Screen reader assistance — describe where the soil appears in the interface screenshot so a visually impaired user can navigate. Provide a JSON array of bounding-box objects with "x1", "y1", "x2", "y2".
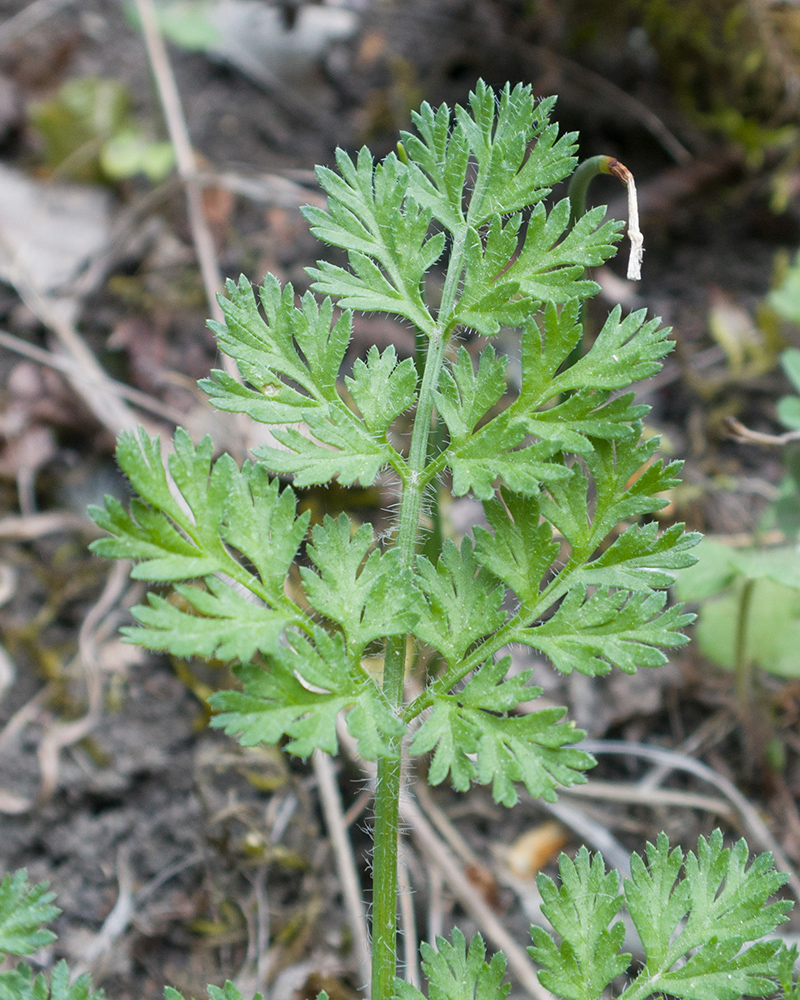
[{"x1": 1, "y1": 2, "x2": 800, "y2": 1000}]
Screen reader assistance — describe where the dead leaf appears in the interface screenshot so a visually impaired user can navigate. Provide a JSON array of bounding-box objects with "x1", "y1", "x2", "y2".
[{"x1": 505, "y1": 821, "x2": 570, "y2": 879}]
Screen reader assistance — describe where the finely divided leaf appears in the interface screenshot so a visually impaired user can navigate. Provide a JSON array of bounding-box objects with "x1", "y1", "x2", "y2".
[
  {"x1": 519, "y1": 301, "x2": 585, "y2": 406},
  {"x1": 454, "y1": 217, "x2": 536, "y2": 336},
  {"x1": 445, "y1": 414, "x2": 571, "y2": 500},
  {"x1": 400, "y1": 99, "x2": 470, "y2": 234},
  {"x1": 458, "y1": 83, "x2": 576, "y2": 225},
  {"x1": 0, "y1": 962, "x2": 104, "y2": 1000},
  {"x1": 165, "y1": 983, "x2": 264, "y2": 1000},
  {"x1": 623, "y1": 833, "x2": 689, "y2": 972},
  {"x1": 403, "y1": 84, "x2": 575, "y2": 235},
  {"x1": 345, "y1": 344, "x2": 417, "y2": 435},
  {"x1": 530, "y1": 847, "x2": 630, "y2": 1000},
  {"x1": 516, "y1": 587, "x2": 693, "y2": 675},
  {"x1": 301, "y1": 515, "x2": 421, "y2": 654},
  {"x1": 651, "y1": 941, "x2": 783, "y2": 1000},
  {"x1": 520, "y1": 391, "x2": 647, "y2": 453},
  {"x1": 410, "y1": 657, "x2": 592, "y2": 806},
  {"x1": 304, "y1": 148, "x2": 440, "y2": 329},
  {"x1": 618, "y1": 831, "x2": 791, "y2": 1000},
  {"x1": 503, "y1": 201, "x2": 621, "y2": 303},
  {"x1": 578, "y1": 522, "x2": 701, "y2": 591},
  {"x1": 473, "y1": 491, "x2": 561, "y2": 607},
  {"x1": 253, "y1": 406, "x2": 396, "y2": 487},
  {"x1": 125, "y1": 579, "x2": 291, "y2": 662},
  {"x1": 210, "y1": 627, "x2": 403, "y2": 760},
  {"x1": 219, "y1": 462, "x2": 309, "y2": 595},
  {"x1": 552, "y1": 307, "x2": 673, "y2": 397},
  {"x1": 204, "y1": 274, "x2": 351, "y2": 422},
  {"x1": 775, "y1": 943, "x2": 800, "y2": 1000},
  {"x1": 586, "y1": 436, "x2": 685, "y2": 541},
  {"x1": 540, "y1": 435, "x2": 684, "y2": 560},
  {"x1": 436, "y1": 346, "x2": 508, "y2": 443},
  {"x1": 0, "y1": 872, "x2": 59, "y2": 957},
  {"x1": 89, "y1": 429, "x2": 311, "y2": 660},
  {"x1": 414, "y1": 537, "x2": 507, "y2": 665},
  {"x1": 91, "y1": 429, "x2": 307, "y2": 595},
  {"x1": 393, "y1": 929, "x2": 510, "y2": 1000}
]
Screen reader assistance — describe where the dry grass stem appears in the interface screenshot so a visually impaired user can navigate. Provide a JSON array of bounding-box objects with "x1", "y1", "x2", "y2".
[
  {"x1": 312, "y1": 749, "x2": 372, "y2": 985},
  {"x1": 133, "y1": 0, "x2": 226, "y2": 330},
  {"x1": 560, "y1": 779, "x2": 735, "y2": 819},
  {"x1": 399, "y1": 791, "x2": 555, "y2": 1000},
  {"x1": 582, "y1": 739, "x2": 800, "y2": 904},
  {"x1": 0, "y1": 328, "x2": 185, "y2": 424}
]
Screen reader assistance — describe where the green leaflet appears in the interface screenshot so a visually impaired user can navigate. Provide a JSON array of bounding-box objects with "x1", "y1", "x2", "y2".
[
  {"x1": 409, "y1": 656, "x2": 592, "y2": 806},
  {"x1": 516, "y1": 587, "x2": 694, "y2": 676},
  {"x1": 0, "y1": 872, "x2": 58, "y2": 958},
  {"x1": 435, "y1": 346, "x2": 508, "y2": 443},
  {"x1": 88, "y1": 429, "x2": 312, "y2": 663},
  {"x1": 551, "y1": 307, "x2": 673, "y2": 396},
  {"x1": 165, "y1": 984, "x2": 264, "y2": 1000},
  {"x1": 532, "y1": 833, "x2": 792, "y2": 1000},
  {"x1": 301, "y1": 515, "x2": 422, "y2": 654},
  {"x1": 90, "y1": 429, "x2": 305, "y2": 592},
  {"x1": 518, "y1": 300, "x2": 585, "y2": 403},
  {"x1": 457, "y1": 84, "x2": 574, "y2": 225},
  {"x1": 500, "y1": 201, "x2": 621, "y2": 304},
  {"x1": 577, "y1": 522, "x2": 701, "y2": 591},
  {"x1": 531, "y1": 847, "x2": 630, "y2": 1000},
  {"x1": 304, "y1": 147, "x2": 440, "y2": 330},
  {"x1": 518, "y1": 303, "x2": 672, "y2": 410},
  {"x1": 402, "y1": 85, "x2": 572, "y2": 230},
  {"x1": 253, "y1": 406, "x2": 397, "y2": 488},
  {"x1": 454, "y1": 216, "x2": 537, "y2": 336},
  {"x1": 539, "y1": 435, "x2": 685, "y2": 562},
  {"x1": 209, "y1": 627, "x2": 403, "y2": 760},
  {"x1": 519, "y1": 391, "x2": 647, "y2": 453},
  {"x1": 392, "y1": 929, "x2": 510, "y2": 1000},
  {"x1": 445, "y1": 414, "x2": 571, "y2": 499},
  {"x1": 775, "y1": 944, "x2": 800, "y2": 1000},
  {"x1": 0, "y1": 963, "x2": 103, "y2": 1000},
  {"x1": 124, "y1": 578, "x2": 293, "y2": 662},
  {"x1": 619, "y1": 831, "x2": 790, "y2": 1000},
  {"x1": 345, "y1": 344, "x2": 418, "y2": 435},
  {"x1": 203, "y1": 274, "x2": 351, "y2": 420},
  {"x1": 414, "y1": 537, "x2": 507, "y2": 665},
  {"x1": 473, "y1": 491, "x2": 560, "y2": 607}
]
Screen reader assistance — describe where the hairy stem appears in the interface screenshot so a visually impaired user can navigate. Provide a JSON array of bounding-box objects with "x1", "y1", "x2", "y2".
[
  {"x1": 371, "y1": 326, "x2": 447, "y2": 1000},
  {"x1": 370, "y1": 236, "x2": 466, "y2": 1000},
  {"x1": 370, "y1": 748, "x2": 403, "y2": 1000}
]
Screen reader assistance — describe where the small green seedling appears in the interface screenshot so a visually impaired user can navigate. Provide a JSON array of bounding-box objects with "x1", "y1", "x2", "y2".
[
  {"x1": 3, "y1": 83, "x2": 795, "y2": 1000},
  {"x1": 677, "y1": 255, "x2": 800, "y2": 746},
  {"x1": 30, "y1": 77, "x2": 175, "y2": 183},
  {"x1": 676, "y1": 538, "x2": 800, "y2": 680}
]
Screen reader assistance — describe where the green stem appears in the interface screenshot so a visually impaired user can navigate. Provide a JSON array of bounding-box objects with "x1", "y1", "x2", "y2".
[
  {"x1": 734, "y1": 577, "x2": 755, "y2": 705},
  {"x1": 735, "y1": 576, "x2": 758, "y2": 776},
  {"x1": 370, "y1": 236, "x2": 465, "y2": 1000},
  {"x1": 370, "y1": 748, "x2": 403, "y2": 1000},
  {"x1": 563, "y1": 155, "x2": 614, "y2": 376},
  {"x1": 567, "y1": 154, "x2": 613, "y2": 227}
]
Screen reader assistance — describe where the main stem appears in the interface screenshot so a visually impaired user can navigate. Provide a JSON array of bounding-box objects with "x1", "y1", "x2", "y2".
[{"x1": 370, "y1": 235, "x2": 464, "y2": 1000}]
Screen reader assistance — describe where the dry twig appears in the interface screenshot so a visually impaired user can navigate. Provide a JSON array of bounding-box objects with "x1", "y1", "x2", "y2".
[
  {"x1": 0, "y1": 561, "x2": 132, "y2": 813},
  {"x1": 726, "y1": 414, "x2": 800, "y2": 447},
  {"x1": 581, "y1": 739, "x2": 800, "y2": 904},
  {"x1": 133, "y1": 0, "x2": 226, "y2": 329},
  {"x1": 312, "y1": 749, "x2": 372, "y2": 985}
]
